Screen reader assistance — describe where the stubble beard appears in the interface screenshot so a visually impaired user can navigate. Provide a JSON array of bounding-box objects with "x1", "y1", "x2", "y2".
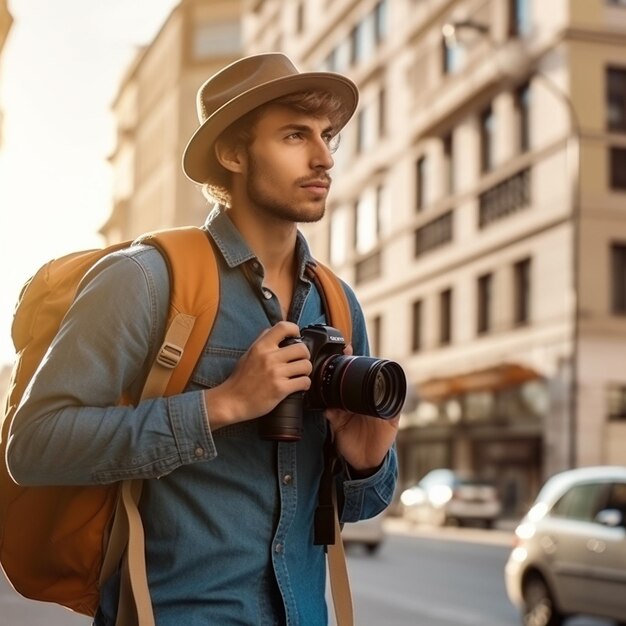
[{"x1": 246, "y1": 154, "x2": 327, "y2": 224}]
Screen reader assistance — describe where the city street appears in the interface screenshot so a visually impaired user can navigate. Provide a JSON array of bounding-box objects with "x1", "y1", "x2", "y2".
[
  {"x1": 340, "y1": 520, "x2": 615, "y2": 626},
  {"x1": 0, "y1": 522, "x2": 618, "y2": 625}
]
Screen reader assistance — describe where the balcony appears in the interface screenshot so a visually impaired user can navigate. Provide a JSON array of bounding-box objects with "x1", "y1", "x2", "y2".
[{"x1": 478, "y1": 168, "x2": 530, "y2": 229}]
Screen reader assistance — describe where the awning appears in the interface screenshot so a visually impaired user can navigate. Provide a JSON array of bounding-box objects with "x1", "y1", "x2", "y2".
[{"x1": 417, "y1": 363, "x2": 541, "y2": 401}]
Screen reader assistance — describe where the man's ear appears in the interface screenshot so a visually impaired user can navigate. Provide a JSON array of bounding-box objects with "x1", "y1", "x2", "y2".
[{"x1": 214, "y1": 139, "x2": 245, "y2": 175}]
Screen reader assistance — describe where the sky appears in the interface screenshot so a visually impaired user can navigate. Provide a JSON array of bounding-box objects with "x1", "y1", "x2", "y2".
[{"x1": 0, "y1": 0, "x2": 180, "y2": 365}]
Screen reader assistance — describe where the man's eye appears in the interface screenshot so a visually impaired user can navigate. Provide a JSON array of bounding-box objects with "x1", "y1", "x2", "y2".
[
  {"x1": 327, "y1": 134, "x2": 341, "y2": 154},
  {"x1": 287, "y1": 132, "x2": 303, "y2": 140}
]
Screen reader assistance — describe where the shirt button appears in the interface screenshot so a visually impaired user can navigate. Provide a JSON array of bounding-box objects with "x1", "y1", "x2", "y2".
[
  {"x1": 282, "y1": 474, "x2": 293, "y2": 485},
  {"x1": 274, "y1": 543, "x2": 284, "y2": 554},
  {"x1": 194, "y1": 447, "x2": 205, "y2": 458},
  {"x1": 262, "y1": 288, "x2": 273, "y2": 300}
]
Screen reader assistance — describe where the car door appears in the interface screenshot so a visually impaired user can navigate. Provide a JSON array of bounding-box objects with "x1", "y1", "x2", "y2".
[
  {"x1": 547, "y1": 480, "x2": 626, "y2": 620},
  {"x1": 578, "y1": 480, "x2": 626, "y2": 620},
  {"x1": 544, "y1": 481, "x2": 609, "y2": 613}
]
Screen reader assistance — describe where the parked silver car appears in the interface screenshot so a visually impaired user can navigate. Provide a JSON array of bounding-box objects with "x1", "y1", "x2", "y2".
[
  {"x1": 399, "y1": 469, "x2": 501, "y2": 528},
  {"x1": 505, "y1": 465, "x2": 626, "y2": 626},
  {"x1": 341, "y1": 510, "x2": 386, "y2": 554}
]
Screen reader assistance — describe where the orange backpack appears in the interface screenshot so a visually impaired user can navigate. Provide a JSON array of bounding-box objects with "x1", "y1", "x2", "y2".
[{"x1": 0, "y1": 226, "x2": 352, "y2": 623}]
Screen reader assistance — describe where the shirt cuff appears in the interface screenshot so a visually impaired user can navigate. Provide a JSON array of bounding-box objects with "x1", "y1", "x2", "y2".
[
  {"x1": 168, "y1": 390, "x2": 217, "y2": 465},
  {"x1": 340, "y1": 449, "x2": 397, "y2": 523}
]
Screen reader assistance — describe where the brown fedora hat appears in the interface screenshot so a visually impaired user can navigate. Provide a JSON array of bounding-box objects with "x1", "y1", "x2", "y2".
[{"x1": 182, "y1": 52, "x2": 359, "y2": 185}]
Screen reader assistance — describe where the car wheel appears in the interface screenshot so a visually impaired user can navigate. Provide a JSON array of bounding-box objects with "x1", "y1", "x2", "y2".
[
  {"x1": 365, "y1": 542, "x2": 380, "y2": 555},
  {"x1": 522, "y1": 574, "x2": 563, "y2": 626}
]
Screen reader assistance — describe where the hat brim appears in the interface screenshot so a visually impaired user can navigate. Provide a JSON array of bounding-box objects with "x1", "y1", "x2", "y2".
[{"x1": 182, "y1": 72, "x2": 358, "y2": 185}]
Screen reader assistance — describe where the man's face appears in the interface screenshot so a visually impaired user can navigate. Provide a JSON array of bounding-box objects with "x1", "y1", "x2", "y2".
[{"x1": 242, "y1": 104, "x2": 336, "y2": 224}]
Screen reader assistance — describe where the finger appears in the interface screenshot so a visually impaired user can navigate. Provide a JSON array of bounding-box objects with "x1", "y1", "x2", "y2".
[
  {"x1": 284, "y1": 376, "x2": 312, "y2": 395},
  {"x1": 280, "y1": 359, "x2": 313, "y2": 379},
  {"x1": 343, "y1": 343, "x2": 354, "y2": 356},
  {"x1": 266, "y1": 320, "x2": 301, "y2": 344},
  {"x1": 279, "y1": 341, "x2": 310, "y2": 362}
]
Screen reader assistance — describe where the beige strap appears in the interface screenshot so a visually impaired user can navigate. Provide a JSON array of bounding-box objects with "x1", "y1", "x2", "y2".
[
  {"x1": 141, "y1": 313, "x2": 196, "y2": 400},
  {"x1": 105, "y1": 312, "x2": 200, "y2": 626},
  {"x1": 116, "y1": 480, "x2": 153, "y2": 626},
  {"x1": 327, "y1": 484, "x2": 354, "y2": 626}
]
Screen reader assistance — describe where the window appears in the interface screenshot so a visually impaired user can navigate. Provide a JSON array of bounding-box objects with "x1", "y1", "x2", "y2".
[
  {"x1": 329, "y1": 206, "x2": 349, "y2": 266},
  {"x1": 296, "y1": 1, "x2": 305, "y2": 34},
  {"x1": 477, "y1": 273, "x2": 493, "y2": 335},
  {"x1": 442, "y1": 132, "x2": 454, "y2": 195},
  {"x1": 610, "y1": 147, "x2": 626, "y2": 189},
  {"x1": 416, "y1": 155, "x2": 429, "y2": 211},
  {"x1": 333, "y1": 39, "x2": 352, "y2": 74},
  {"x1": 515, "y1": 82, "x2": 531, "y2": 152},
  {"x1": 356, "y1": 103, "x2": 376, "y2": 154},
  {"x1": 439, "y1": 288, "x2": 453, "y2": 346},
  {"x1": 551, "y1": 483, "x2": 607, "y2": 521},
  {"x1": 611, "y1": 243, "x2": 626, "y2": 314},
  {"x1": 480, "y1": 106, "x2": 495, "y2": 172},
  {"x1": 351, "y1": 12, "x2": 377, "y2": 65},
  {"x1": 605, "y1": 482, "x2": 626, "y2": 518},
  {"x1": 607, "y1": 384, "x2": 626, "y2": 420},
  {"x1": 411, "y1": 299, "x2": 422, "y2": 352},
  {"x1": 513, "y1": 258, "x2": 531, "y2": 325},
  {"x1": 369, "y1": 315, "x2": 382, "y2": 355},
  {"x1": 378, "y1": 87, "x2": 387, "y2": 137},
  {"x1": 355, "y1": 192, "x2": 376, "y2": 254},
  {"x1": 374, "y1": 0, "x2": 388, "y2": 44},
  {"x1": 509, "y1": 0, "x2": 531, "y2": 37},
  {"x1": 193, "y1": 20, "x2": 241, "y2": 58},
  {"x1": 355, "y1": 184, "x2": 389, "y2": 255},
  {"x1": 442, "y1": 38, "x2": 464, "y2": 75},
  {"x1": 607, "y1": 67, "x2": 626, "y2": 132}
]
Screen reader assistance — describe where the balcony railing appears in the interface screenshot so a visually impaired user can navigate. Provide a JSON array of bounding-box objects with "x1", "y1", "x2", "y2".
[
  {"x1": 479, "y1": 168, "x2": 530, "y2": 228},
  {"x1": 414, "y1": 211, "x2": 453, "y2": 257}
]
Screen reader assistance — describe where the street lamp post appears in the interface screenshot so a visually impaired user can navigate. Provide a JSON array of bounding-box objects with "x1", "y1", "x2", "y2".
[{"x1": 442, "y1": 20, "x2": 581, "y2": 470}]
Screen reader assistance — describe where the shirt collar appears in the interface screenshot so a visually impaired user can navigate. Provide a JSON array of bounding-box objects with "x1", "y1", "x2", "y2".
[{"x1": 205, "y1": 205, "x2": 315, "y2": 280}]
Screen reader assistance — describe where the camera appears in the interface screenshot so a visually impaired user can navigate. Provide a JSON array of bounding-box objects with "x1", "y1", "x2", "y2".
[{"x1": 259, "y1": 324, "x2": 407, "y2": 442}]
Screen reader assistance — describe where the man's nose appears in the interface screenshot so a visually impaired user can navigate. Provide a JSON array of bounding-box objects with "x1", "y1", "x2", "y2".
[{"x1": 310, "y1": 138, "x2": 334, "y2": 170}]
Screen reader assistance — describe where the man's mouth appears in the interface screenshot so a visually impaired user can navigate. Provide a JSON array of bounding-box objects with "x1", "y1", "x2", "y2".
[{"x1": 301, "y1": 179, "x2": 331, "y2": 193}]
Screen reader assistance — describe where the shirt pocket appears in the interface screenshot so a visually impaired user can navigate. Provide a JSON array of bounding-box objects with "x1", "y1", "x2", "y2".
[{"x1": 187, "y1": 346, "x2": 242, "y2": 391}]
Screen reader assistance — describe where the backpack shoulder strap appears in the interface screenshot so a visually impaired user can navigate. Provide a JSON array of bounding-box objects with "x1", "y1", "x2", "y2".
[
  {"x1": 307, "y1": 260, "x2": 352, "y2": 344},
  {"x1": 134, "y1": 226, "x2": 220, "y2": 398},
  {"x1": 102, "y1": 226, "x2": 220, "y2": 626}
]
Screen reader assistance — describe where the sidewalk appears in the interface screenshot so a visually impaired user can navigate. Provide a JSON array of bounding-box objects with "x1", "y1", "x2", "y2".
[{"x1": 383, "y1": 516, "x2": 518, "y2": 547}]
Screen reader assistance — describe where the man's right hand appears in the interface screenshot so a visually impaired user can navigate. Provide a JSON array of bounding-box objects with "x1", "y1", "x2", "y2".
[{"x1": 202, "y1": 321, "x2": 312, "y2": 431}]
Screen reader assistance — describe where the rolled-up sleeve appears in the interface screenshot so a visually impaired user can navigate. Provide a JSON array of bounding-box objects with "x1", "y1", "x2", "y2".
[{"x1": 339, "y1": 445, "x2": 398, "y2": 523}]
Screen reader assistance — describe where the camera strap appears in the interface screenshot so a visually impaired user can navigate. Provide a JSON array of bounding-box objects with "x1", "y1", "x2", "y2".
[
  {"x1": 314, "y1": 428, "x2": 354, "y2": 626},
  {"x1": 314, "y1": 429, "x2": 338, "y2": 546}
]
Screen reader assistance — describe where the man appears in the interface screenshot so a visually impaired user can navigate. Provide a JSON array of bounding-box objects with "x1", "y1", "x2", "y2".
[{"x1": 8, "y1": 53, "x2": 399, "y2": 625}]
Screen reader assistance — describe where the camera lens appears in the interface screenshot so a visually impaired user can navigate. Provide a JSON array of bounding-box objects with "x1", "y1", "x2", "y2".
[
  {"x1": 259, "y1": 393, "x2": 305, "y2": 441},
  {"x1": 318, "y1": 355, "x2": 406, "y2": 419}
]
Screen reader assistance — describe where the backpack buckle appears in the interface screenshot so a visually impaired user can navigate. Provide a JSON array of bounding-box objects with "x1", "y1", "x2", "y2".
[{"x1": 156, "y1": 342, "x2": 183, "y2": 368}]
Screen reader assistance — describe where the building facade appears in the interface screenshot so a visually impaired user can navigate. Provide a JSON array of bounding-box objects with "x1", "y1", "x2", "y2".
[
  {"x1": 104, "y1": 0, "x2": 626, "y2": 515},
  {"x1": 102, "y1": 0, "x2": 243, "y2": 241},
  {"x1": 0, "y1": 0, "x2": 13, "y2": 147},
  {"x1": 243, "y1": 0, "x2": 626, "y2": 514}
]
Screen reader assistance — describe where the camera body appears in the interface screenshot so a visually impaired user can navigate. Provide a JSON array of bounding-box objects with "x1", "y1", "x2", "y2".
[
  {"x1": 286, "y1": 324, "x2": 346, "y2": 409},
  {"x1": 259, "y1": 324, "x2": 406, "y2": 442}
]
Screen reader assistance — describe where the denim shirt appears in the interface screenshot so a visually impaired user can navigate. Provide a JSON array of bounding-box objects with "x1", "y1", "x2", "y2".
[{"x1": 8, "y1": 208, "x2": 398, "y2": 626}]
